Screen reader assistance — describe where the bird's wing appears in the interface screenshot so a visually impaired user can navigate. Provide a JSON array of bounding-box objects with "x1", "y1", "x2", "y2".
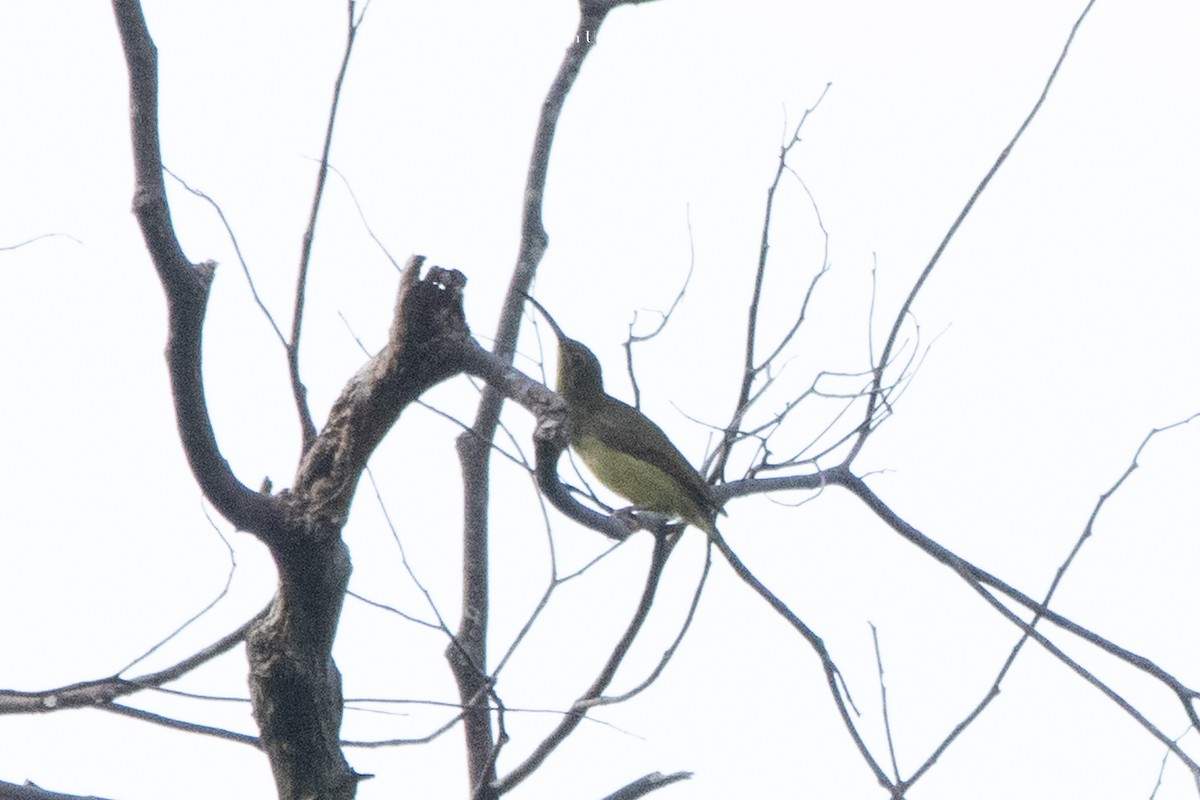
[{"x1": 580, "y1": 397, "x2": 719, "y2": 518}]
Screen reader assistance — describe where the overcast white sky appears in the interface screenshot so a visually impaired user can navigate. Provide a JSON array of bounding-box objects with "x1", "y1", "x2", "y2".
[{"x1": 2, "y1": 1, "x2": 1199, "y2": 798}]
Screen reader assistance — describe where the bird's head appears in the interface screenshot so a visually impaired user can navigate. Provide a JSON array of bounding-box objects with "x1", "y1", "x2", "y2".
[
  {"x1": 523, "y1": 293, "x2": 606, "y2": 406},
  {"x1": 555, "y1": 337, "x2": 605, "y2": 404}
]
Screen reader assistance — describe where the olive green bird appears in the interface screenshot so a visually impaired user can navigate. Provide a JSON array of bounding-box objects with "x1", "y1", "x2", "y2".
[{"x1": 525, "y1": 296, "x2": 722, "y2": 535}]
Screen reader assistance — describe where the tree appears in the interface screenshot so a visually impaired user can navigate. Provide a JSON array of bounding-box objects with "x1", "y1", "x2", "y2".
[{"x1": 2, "y1": 1, "x2": 1198, "y2": 798}]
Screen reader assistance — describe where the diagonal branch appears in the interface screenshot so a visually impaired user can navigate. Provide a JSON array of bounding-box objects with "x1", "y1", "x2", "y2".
[
  {"x1": 0, "y1": 233, "x2": 83, "y2": 251},
  {"x1": 831, "y1": 463, "x2": 1200, "y2": 777},
  {"x1": 0, "y1": 778, "x2": 117, "y2": 800},
  {"x1": 598, "y1": 771, "x2": 693, "y2": 800},
  {"x1": 164, "y1": 167, "x2": 288, "y2": 347},
  {"x1": 589, "y1": 540, "x2": 713, "y2": 706},
  {"x1": 289, "y1": 0, "x2": 370, "y2": 450},
  {"x1": 0, "y1": 607, "x2": 266, "y2": 716},
  {"x1": 105, "y1": 703, "x2": 260, "y2": 747},
  {"x1": 901, "y1": 412, "x2": 1200, "y2": 788},
  {"x1": 707, "y1": 528, "x2": 893, "y2": 790},
  {"x1": 493, "y1": 534, "x2": 675, "y2": 795},
  {"x1": 849, "y1": 0, "x2": 1098, "y2": 462},
  {"x1": 112, "y1": 0, "x2": 281, "y2": 538}
]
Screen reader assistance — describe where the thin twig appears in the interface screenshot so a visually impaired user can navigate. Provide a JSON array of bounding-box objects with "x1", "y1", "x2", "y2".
[
  {"x1": 587, "y1": 538, "x2": 712, "y2": 706},
  {"x1": 905, "y1": 412, "x2": 1200, "y2": 787},
  {"x1": 708, "y1": 528, "x2": 892, "y2": 790},
  {"x1": 0, "y1": 607, "x2": 268, "y2": 716},
  {"x1": 363, "y1": 466, "x2": 455, "y2": 636},
  {"x1": 163, "y1": 167, "x2": 287, "y2": 346},
  {"x1": 289, "y1": 0, "x2": 370, "y2": 449},
  {"x1": 849, "y1": 0, "x2": 1099, "y2": 462},
  {"x1": 0, "y1": 232, "x2": 84, "y2": 251},
  {"x1": 105, "y1": 702, "x2": 260, "y2": 747},
  {"x1": 713, "y1": 83, "x2": 831, "y2": 481},
  {"x1": 118, "y1": 505, "x2": 238, "y2": 675},
  {"x1": 623, "y1": 206, "x2": 697, "y2": 409},
  {"x1": 831, "y1": 463, "x2": 1200, "y2": 780},
  {"x1": 318, "y1": 158, "x2": 403, "y2": 271},
  {"x1": 1042, "y1": 412, "x2": 1200, "y2": 612},
  {"x1": 493, "y1": 534, "x2": 675, "y2": 795},
  {"x1": 869, "y1": 623, "x2": 902, "y2": 782}
]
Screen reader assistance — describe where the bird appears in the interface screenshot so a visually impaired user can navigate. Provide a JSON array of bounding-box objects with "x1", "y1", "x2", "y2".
[{"x1": 524, "y1": 295, "x2": 722, "y2": 535}]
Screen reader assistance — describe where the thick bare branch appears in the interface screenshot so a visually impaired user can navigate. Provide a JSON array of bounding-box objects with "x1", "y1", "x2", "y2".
[
  {"x1": 454, "y1": 5, "x2": 628, "y2": 790},
  {"x1": 289, "y1": 259, "x2": 472, "y2": 522},
  {"x1": 0, "y1": 608, "x2": 264, "y2": 716},
  {"x1": 114, "y1": 9, "x2": 481, "y2": 797},
  {"x1": 0, "y1": 779, "x2": 115, "y2": 800},
  {"x1": 244, "y1": 258, "x2": 477, "y2": 800},
  {"x1": 598, "y1": 771, "x2": 693, "y2": 800},
  {"x1": 112, "y1": 0, "x2": 282, "y2": 538},
  {"x1": 830, "y1": 464, "x2": 1200, "y2": 778},
  {"x1": 904, "y1": 414, "x2": 1200, "y2": 790}
]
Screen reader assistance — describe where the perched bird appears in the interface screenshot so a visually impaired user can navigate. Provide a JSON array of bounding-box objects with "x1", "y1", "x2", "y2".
[{"x1": 525, "y1": 295, "x2": 721, "y2": 534}]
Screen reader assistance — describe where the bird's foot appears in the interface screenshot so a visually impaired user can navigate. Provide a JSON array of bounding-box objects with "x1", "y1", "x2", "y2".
[
  {"x1": 614, "y1": 507, "x2": 685, "y2": 538},
  {"x1": 612, "y1": 506, "x2": 644, "y2": 534}
]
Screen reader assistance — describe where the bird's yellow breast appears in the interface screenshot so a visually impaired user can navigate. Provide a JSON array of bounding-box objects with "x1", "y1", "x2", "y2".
[{"x1": 573, "y1": 433, "x2": 714, "y2": 533}]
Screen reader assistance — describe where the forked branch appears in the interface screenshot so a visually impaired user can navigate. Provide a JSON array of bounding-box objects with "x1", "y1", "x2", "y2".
[{"x1": 112, "y1": 0, "x2": 282, "y2": 539}]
